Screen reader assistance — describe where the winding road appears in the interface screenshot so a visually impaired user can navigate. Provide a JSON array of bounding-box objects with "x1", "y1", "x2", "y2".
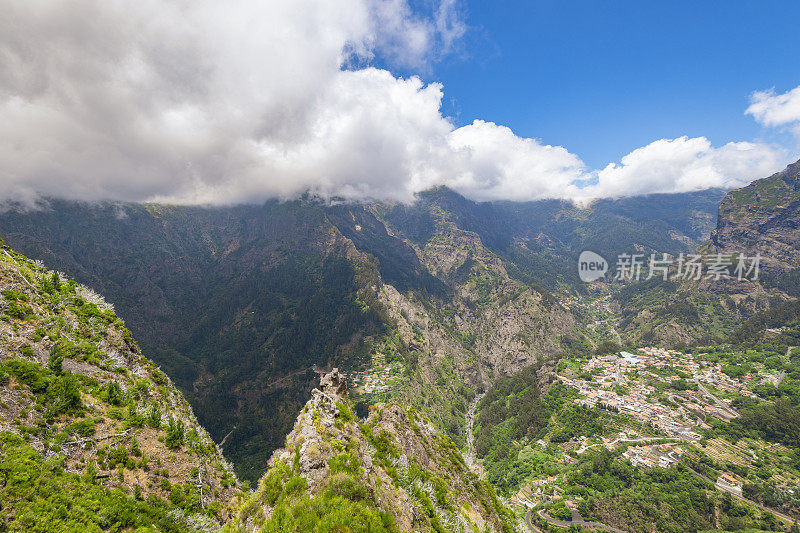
[
  {"x1": 693, "y1": 379, "x2": 739, "y2": 419},
  {"x1": 526, "y1": 508, "x2": 627, "y2": 533},
  {"x1": 684, "y1": 466, "x2": 797, "y2": 525}
]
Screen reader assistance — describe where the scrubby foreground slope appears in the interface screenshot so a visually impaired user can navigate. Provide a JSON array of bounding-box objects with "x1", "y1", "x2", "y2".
[
  {"x1": 0, "y1": 237, "x2": 238, "y2": 531},
  {"x1": 226, "y1": 369, "x2": 519, "y2": 533}
]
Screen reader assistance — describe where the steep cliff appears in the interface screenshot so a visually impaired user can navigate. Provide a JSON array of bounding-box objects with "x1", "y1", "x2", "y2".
[
  {"x1": 613, "y1": 161, "x2": 800, "y2": 347},
  {"x1": 226, "y1": 369, "x2": 519, "y2": 533},
  {"x1": 712, "y1": 159, "x2": 800, "y2": 274},
  {"x1": 0, "y1": 237, "x2": 238, "y2": 531}
]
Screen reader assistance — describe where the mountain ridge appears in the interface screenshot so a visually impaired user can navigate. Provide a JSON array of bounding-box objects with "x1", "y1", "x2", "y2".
[{"x1": 0, "y1": 235, "x2": 239, "y2": 531}]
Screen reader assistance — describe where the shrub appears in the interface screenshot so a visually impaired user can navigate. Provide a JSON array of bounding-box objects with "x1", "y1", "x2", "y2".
[
  {"x1": 67, "y1": 418, "x2": 96, "y2": 438},
  {"x1": 147, "y1": 405, "x2": 162, "y2": 428},
  {"x1": 5, "y1": 358, "x2": 50, "y2": 393},
  {"x1": 124, "y1": 404, "x2": 145, "y2": 429},
  {"x1": 106, "y1": 381, "x2": 123, "y2": 406},
  {"x1": 165, "y1": 418, "x2": 184, "y2": 449},
  {"x1": 40, "y1": 271, "x2": 62, "y2": 294},
  {"x1": 150, "y1": 368, "x2": 168, "y2": 386},
  {"x1": 6, "y1": 301, "x2": 33, "y2": 320},
  {"x1": 1, "y1": 289, "x2": 28, "y2": 302}
]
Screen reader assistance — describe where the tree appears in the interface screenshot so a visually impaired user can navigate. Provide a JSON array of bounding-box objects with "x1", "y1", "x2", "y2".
[
  {"x1": 165, "y1": 417, "x2": 184, "y2": 449},
  {"x1": 596, "y1": 340, "x2": 621, "y2": 356},
  {"x1": 48, "y1": 346, "x2": 64, "y2": 375},
  {"x1": 51, "y1": 374, "x2": 82, "y2": 415}
]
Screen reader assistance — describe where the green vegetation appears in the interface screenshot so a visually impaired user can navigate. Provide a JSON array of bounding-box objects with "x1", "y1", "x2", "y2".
[
  {"x1": 0, "y1": 431, "x2": 207, "y2": 532},
  {"x1": 231, "y1": 453, "x2": 400, "y2": 533},
  {"x1": 229, "y1": 395, "x2": 517, "y2": 533},
  {"x1": 0, "y1": 242, "x2": 238, "y2": 529},
  {"x1": 1, "y1": 358, "x2": 83, "y2": 420},
  {"x1": 474, "y1": 363, "x2": 600, "y2": 493},
  {"x1": 566, "y1": 449, "x2": 783, "y2": 532}
]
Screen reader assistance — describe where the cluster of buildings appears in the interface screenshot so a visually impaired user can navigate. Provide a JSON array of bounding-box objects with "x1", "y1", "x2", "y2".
[
  {"x1": 556, "y1": 347, "x2": 766, "y2": 440},
  {"x1": 347, "y1": 365, "x2": 394, "y2": 394},
  {"x1": 557, "y1": 347, "x2": 785, "y2": 462},
  {"x1": 622, "y1": 443, "x2": 684, "y2": 469},
  {"x1": 639, "y1": 346, "x2": 684, "y2": 358},
  {"x1": 695, "y1": 368, "x2": 759, "y2": 399},
  {"x1": 513, "y1": 475, "x2": 565, "y2": 508},
  {"x1": 559, "y1": 367, "x2": 701, "y2": 440}
]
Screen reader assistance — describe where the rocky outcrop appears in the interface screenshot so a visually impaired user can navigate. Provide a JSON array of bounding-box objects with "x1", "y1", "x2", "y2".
[
  {"x1": 230, "y1": 371, "x2": 520, "y2": 532},
  {"x1": 712, "y1": 159, "x2": 800, "y2": 274}
]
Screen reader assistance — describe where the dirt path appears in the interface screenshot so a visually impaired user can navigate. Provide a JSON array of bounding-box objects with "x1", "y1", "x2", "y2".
[{"x1": 219, "y1": 426, "x2": 237, "y2": 449}]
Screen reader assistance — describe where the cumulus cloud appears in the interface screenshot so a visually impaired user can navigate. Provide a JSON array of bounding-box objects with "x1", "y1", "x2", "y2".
[
  {"x1": 746, "y1": 85, "x2": 800, "y2": 128},
  {"x1": 583, "y1": 137, "x2": 787, "y2": 199},
  {"x1": 441, "y1": 120, "x2": 587, "y2": 201},
  {"x1": 0, "y1": 0, "x2": 791, "y2": 206}
]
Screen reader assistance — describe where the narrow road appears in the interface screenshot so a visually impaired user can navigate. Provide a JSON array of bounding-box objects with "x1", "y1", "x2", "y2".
[
  {"x1": 684, "y1": 466, "x2": 796, "y2": 525},
  {"x1": 465, "y1": 392, "x2": 485, "y2": 469},
  {"x1": 219, "y1": 425, "x2": 237, "y2": 448},
  {"x1": 693, "y1": 379, "x2": 738, "y2": 419},
  {"x1": 262, "y1": 366, "x2": 315, "y2": 394},
  {"x1": 527, "y1": 508, "x2": 627, "y2": 533},
  {"x1": 577, "y1": 435, "x2": 671, "y2": 454}
]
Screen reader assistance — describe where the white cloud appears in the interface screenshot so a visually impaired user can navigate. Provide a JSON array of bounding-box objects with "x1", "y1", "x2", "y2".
[
  {"x1": 0, "y1": 0, "x2": 792, "y2": 207},
  {"x1": 746, "y1": 85, "x2": 800, "y2": 128},
  {"x1": 583, "y1": 137, "x2": 787, "y2": 199},
  {"x1": 441, "y1": 120, "x2": 587, "y2": 201}
]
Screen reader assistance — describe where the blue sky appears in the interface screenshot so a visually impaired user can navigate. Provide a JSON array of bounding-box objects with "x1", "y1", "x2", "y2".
[
  {"x1": 423, "y1": 0, "x2": 800, "y2": 168},
  {"x1": 3, "y1": 0, "x2": 800, "y2": 205}
]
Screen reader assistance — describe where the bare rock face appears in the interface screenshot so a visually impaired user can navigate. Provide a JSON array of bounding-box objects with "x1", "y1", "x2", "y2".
[
  {"x1": 712, "y1": 159, "x2": 800, "y2": 274},
  {"x1": 319, "y1": 367, "x2": 347, "y2": 397}
]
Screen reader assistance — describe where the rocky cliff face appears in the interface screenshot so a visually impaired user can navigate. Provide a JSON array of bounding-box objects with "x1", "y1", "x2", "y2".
[
  {"x1": 612, "y1": 161, "x2": 800, "y2": 347},
  {"x1": 712, "y1": 159, "x2": 800, "y2": 273},
  {"x1": 226, "y1": 369, "x2": 519, "y2": 533}
]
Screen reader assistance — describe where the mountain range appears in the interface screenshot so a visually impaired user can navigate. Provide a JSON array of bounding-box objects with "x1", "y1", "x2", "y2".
[{"x1": 1, "y1": 160, "x2": 800, "y2": 532}]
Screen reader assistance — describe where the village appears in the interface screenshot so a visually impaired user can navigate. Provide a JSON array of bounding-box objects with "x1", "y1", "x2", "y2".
[
  {"x1": 509, "y1": 346, "x2": 784, "y2": 509},
  {"x1": 556, "y1": 346, "x2": 780, "y2": 440},
  {"x1": 342, "y1": 351, "x2": 405, "y2": 395}
]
